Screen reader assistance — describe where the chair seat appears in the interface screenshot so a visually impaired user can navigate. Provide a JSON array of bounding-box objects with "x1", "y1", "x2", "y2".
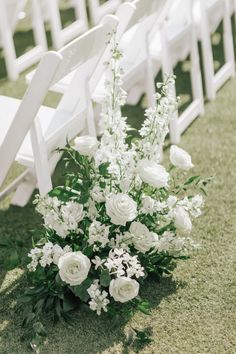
[{"x1": 0, "y1": 95, "x2": 55, "y2": 168}]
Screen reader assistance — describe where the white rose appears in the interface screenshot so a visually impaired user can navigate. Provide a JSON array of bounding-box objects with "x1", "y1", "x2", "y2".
[
  {"x1": 61, "y1": 201, "x2": 84, "y2": 229},
  {"x1": 137, "y1": 159, "x2": 169, "y2": 188},
  {"x1": 73, "y1": 136, "x2": 98, "y2": 157},
  {"x1": 129, "y1": 221, "x2": 158, "y2": 253},
  {"x1": 170, "y1": 145, "x2": 194, "y2": 170},
  {"x1": 109, "y1": 277, "x2": 139, "y2": 303},
  {"x1": 106, "y1": 193, "x2": 137, "y2": 226},
  {"x1": 58, "y1": 251, "x2": 91, "y2": 286},
  {"x1": 174, "y1": 206, "x2": 192, "y2": 232}
]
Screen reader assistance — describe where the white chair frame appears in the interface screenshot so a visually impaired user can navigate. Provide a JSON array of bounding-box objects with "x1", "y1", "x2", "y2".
[
  {"x1": 41, "y1": 0, "x2": 88, "y2": 50},
  {"x1": 153, "y1": 0, "x2": 204, "y2": 144},
  {"x1": 195, "y1": 0, "x2": 235, "y2": 100},
  {"x1": 88, "y1": 0, "x2": 122, "y2": 25},
  {"x1": 0, "y1": 0, "x2": 47, "y2": 80},
  {"x1": 0, "y1": 15, "x2": 119, "y2": 206}
]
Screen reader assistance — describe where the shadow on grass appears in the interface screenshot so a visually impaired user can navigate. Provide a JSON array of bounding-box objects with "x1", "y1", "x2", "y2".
[{"x1": 0, "y1": 267, "x2": 184, "y2": 353}]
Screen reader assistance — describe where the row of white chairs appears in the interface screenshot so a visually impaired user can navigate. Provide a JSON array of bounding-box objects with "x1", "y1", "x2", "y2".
[
  {"x1": 0, "y1": 0, "x2": 122, "y2": 80},
  {"x1": 0, "y1": 0, "x2": 235, "y2": 208}
]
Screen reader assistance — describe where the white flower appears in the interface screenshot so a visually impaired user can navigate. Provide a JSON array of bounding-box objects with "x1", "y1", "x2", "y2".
[
  {"x1": 170, "y1": 145, "x2": 193, "y2": 170},
  {"x1": 87, "y1": 280, "x2": 110, "y2": 315},
  {"x1": 73, "y1": 136, "x2": 98, "y2": 157},
  {"x1": 61, "y1": 201, "x2": 84, "y2": 229},
  {"x1": 137, "y1": 159, "x2": 169, "y2": 188},
  {"x1": 141, "y1": 196, "x2": 156, "y2": 215},
  {"x1": 104, "y1": 248, "x2": 144, "y2": 279},
  {"x1": 106, "y1": 193, "x2": 137, "y2": 226},
  {"x1": 58, "y1": 251, "x2": 91, "y2": 286},
  {"x1": 88, "y1": 221, "x2": 109, "y2": 250},
  {"x1": 173, "y1": 206, "x2": 192, "y2": 232},
  {"x1": 129, "y1": 221, "x2": 158, "y2": 253},
  {"x1": 167, "y1": 196, "x2": 177, "y2": 208},
  {"x1": 109, "y1": 277, "x2": 139, "y2": 303}
]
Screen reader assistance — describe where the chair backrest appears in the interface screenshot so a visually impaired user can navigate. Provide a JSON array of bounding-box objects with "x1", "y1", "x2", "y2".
[
  {"x1": 120, "y1": 0, "x2": 169, "y2": 65},
  {"x1": 0, "y1": 15, "x2": 119, "y2": 189},
  {"x1": 5, "y1": 0, "x2": 27, "y2": 33},
  {"x1": 40, "y1": 0, "x2": 89, "y2": 50},
  {"x1": 88, "y1": 0, "x2": 121, "y2": 25},
  {"x1": 0, "y1": 52, "x2": 62, "y2": 187},
  {"x1": 0, "y1": 0, "x2": 47, "y2": 80},
  {"x1": 167, "y1": 0, "x2": 193, "y2": 25}
]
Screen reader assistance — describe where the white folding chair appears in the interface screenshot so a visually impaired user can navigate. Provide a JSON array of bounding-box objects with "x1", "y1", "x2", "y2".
[
  {"x1": 193, "y1": 0, "x2": 235, "y2": 100},
  {"x1": 88, "y1": 0, "x2": 122, "y2": 25},
  {"x1": 26, "y1": 2, "x2": 137, "y2": 94},
  {"x1": 0, "y1": 0, "x2": 47, "y2": 80},
  {"x1": 93, "y1": 0, "x2": 171, "y2": 109},
  {"x1": 0, "y1": 15, "x2": 119, "y2": 206},
  {"x1": 39, "y1": 0, "x2": 88, "y2": 50},
  {"x1": 146, "y1": 0, "x2": 205, "y2": 144}
]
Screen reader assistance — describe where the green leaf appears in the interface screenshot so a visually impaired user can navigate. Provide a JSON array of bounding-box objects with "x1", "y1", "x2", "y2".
[
  {"x1": 32, "y1": 322, "x2": 47, "y2": 337},
  {"x1": 4, "y1": 250, "x2": 19, "y2": 270},
  {"x1": 72, "y1": 278, "x2": 92, "y2": 302},
  {"x1": 99, "y1": 162, "x2": 110, "y2": 176},
  {"x1": 137, "y1": 301, "x2": 151, "y2": 315},
  {"x1": 63, "y1": 295, "x2": 76, "y2": 313},
  {"x1": 99, "y1": 270, "x2": 111, "y2": 287},
  {"x1": 184, "y1": 175, "x2": 200, "y2": 185}
]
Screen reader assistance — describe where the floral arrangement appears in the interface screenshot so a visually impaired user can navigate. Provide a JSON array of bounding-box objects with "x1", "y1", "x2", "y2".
[{"x1": 22, "y1": 34, "x2": 208, "y2": 343}]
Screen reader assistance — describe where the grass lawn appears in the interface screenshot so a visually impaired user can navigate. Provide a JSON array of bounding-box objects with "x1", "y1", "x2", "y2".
[{"x1": 0, "y1": 11, "x2": 236, "y2": 354}]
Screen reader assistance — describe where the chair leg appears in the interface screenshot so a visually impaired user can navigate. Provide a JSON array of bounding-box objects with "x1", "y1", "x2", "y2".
[
  {"x1": 224, "y1": 0, "x2": 235, "y2": 76},
  {"x1": 11, "y1": 171, "x2": 37, "y2": 206},
  {"x1": 190, "y1": 28, "x2": 205, "y2": 115},
  {"x1": 0, "y1": 1, "x2": 18, "y2": 80}
]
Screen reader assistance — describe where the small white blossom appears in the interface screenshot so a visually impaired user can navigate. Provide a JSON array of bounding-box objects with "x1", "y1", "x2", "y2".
[
  {"x1": 104, "y1": 248, "x2": 144, "y2": 279},
  {"x1": 88, "y1": 221, "x2": 110, "y2": 250},
  {"x1": 87, "y1": 280, "x2": 110, "y2": 315}
]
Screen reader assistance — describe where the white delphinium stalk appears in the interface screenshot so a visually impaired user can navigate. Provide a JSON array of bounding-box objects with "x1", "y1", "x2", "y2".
[
  {"x1": 87, "y1": 280, "x2": 110, "y2": 315},
  {"x1": 94, "y1": 33, "x2": 136, "y2": 185},
  {"x1": 137, "y1": 76, "x2": 178, "y2": 162}
]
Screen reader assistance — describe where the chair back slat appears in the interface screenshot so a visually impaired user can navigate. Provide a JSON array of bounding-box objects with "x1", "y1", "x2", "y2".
[{"x1": 0, "y1": 52, "x2": 62, "y2": 186}]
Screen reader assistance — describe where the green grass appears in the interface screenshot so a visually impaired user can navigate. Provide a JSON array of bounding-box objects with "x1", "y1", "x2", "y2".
[{"x1": 0, "y1": 13, "x2": 236, "y2": 354}]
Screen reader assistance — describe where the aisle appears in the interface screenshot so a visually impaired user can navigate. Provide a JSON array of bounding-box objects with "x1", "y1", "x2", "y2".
[{"x1": 0, "y1": 74, "x2": 235, "y2": 353}]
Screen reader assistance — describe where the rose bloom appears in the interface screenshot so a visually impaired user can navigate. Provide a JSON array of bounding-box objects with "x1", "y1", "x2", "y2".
[
  {"x1": 106, "y1": 193, "x2": 137, "y2": 226},
  {"x1": 58, "y1": 251, "x2": 91, "y2": 286},
  {"x1": 174, "y1": 206, "x2": 192, "y2": 232},
  {"x1": 109, "y1": 277, "x2": 139, "y2": 303},
  {"x1": 137, "y1": 159, "x2": 169, "y2": 188},
  {"x1": 129, "y1": 221, "x2": 158, "y2": 253},
  {"x1": 61, "y1": 201, "x2": 84, "y2": 229},
  {"x1": 170, "y1": 145, "x2": 193, "y2": 170},
  {"x1": 73, "y1": 136, "x2": 98, "y2": 157}
]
